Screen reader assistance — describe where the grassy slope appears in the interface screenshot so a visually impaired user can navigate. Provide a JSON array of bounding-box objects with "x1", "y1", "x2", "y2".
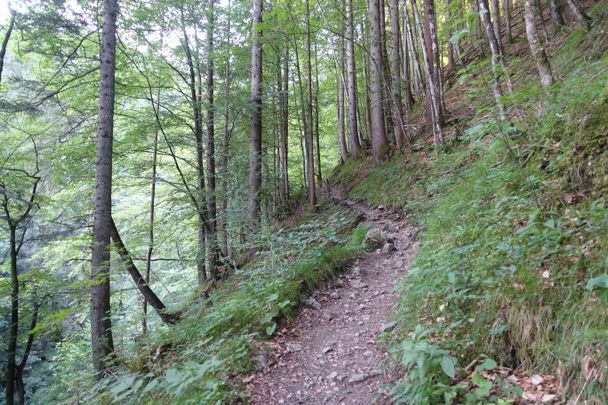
[
  {"x1": 55, "y1": 201, "x2": 369, "y2": 404},
  {"x1": 332, "y1": 4, "x2": 608, "y2": 403}
]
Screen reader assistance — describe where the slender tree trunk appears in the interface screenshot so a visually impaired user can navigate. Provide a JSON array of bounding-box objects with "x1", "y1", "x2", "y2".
[
  {"x1": 414, "y1": 0, "x2": 444, "y2": 142},
  {"x1": 565, "y1": 0, "x2": 591, "y2": 29},
  {"x1": 305, "y1": 0, "x2": 317, "y2": 207},
  {"x1": 219, "y1": 0, "x2": 232, "y2": 257},
  {"x1": 505, "y1": 0, "x2": 513, "y2": 42},
  {"x1": 479, "y1": 0, "x2": 507, "y2": 119},
  {"x1": 249, "y1": 0, "x2": 263, "y2": 225},
  {"x1": 281, "y1": 48, "x2": 290, "y2": 202},
  {"x1": 537, "y1": 0, "x2": 551, "y2": 43},
  {"x1": 402, "y1": 1, "x2": 415, "y2": 110},
  {"x1": 206, "y1": 0, "x2": 219, "y2": 278},
  {"x1": 15, "y1": 297, "x2": 38, "y2": 405},
  {"x1": 491, "y1": 0, "x2": 504, "y2": 54},
  {"x1": 314, "y1": 42, "x2": 322, "y2": 186},
  {"x1": 90, "y1": 0, "x2": 117, "y2": 376},
  {"x1": 338, "y1": 14, "x2": 348, "y2": 163},
  {"x1": 346, "y1": 0, "x2": 361, "y2": 158},
  {"x1": 6, "y1": 225, "x2": 18, "y2": 405},
  {"x1": 368, "y1": 0, "x2": 389, "y2": 162},
  {"x1": 446, "y1": 0, "x2": 456, "y2": 69},
  {"x1": 550, "y1": 0, "x2": 565, "y2": 28},
  {"x1": 0, "y1": 8, "x2": 15, "y2": 87},
  {"x1": 143, "y1": 124, "x2": 158, "y2": 333},
  {"x1": 525, "y1": 0, "x2": 553, "y2": 87},
  {"x1": 389, "y1": 0, "x2": 406, "y2": 147},
  {"x1": 110, "y1": 218, "x2": 181, "y2": 324}
]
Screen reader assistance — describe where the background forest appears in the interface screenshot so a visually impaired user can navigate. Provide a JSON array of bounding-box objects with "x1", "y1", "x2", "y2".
[{"x1": 0, "y1": 0, "x2": 607, "y2": 403}]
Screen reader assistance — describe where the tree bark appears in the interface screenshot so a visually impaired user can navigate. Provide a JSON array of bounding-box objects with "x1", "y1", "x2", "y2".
[
  {"x1": 491, "y1": 0, "x2": 504, "y2": 54},
  {"x1": 305, "y1": 0, "x2": 317, "y2": 207},
  {"x1": 206, "y1": 0, "x2": 219, "y2": 279},
  {"x1": 0, "y1": 7, "x2": 16, "y2": 87},
  {"x1": 389, "y1": 0, "x2": 406, "y2": 147},
  {"x1": 505, "y1": 0, "x2": 513, "y2": 43},
  {"x1": 90, "y1": 0, "x2": 117, "y2": 376},
  {"x1": 525, "y1": 0, "x2": 553, "y2": 87},
  {"x1": 143, "y1": 119, "x2": 158, "y2": 334},
  {"x1": 346, "y1": 0, "x2": 361, "y2": 158},
  {"x1": 15, "y1": 297, "x2": 38, "y2": 405},
  {"x1": 479, "y1": 0, "x2": 507, "y2": 119},
  {"x1": 550, "y1": 0, "x2": 565, "y2": 28},
  {"x1": 367, "y1": 0, "x2": 389, "y2": 162},
  {"x1": 402, "y1": 1, "x2": 415, "y2": 110},
  {"x1": 249, "y1": 0, "x2": 263, "y2": 225},
  {"x1": 6, "y1": 225, "x2": 18, "y2": 405},
  {"x1": 110, "y1": 218, "x2": 181, "y2": 325},
  {"x1": 338, "y1": 12, "x2": 348, "y2": 163},
  {"x1": 565, "y1": 0, "x2": 591, "y2": 30}
]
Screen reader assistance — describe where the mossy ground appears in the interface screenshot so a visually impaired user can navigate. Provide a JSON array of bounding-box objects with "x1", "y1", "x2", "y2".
[{"x1": 332, "y1": 5, "x2": 608, "y2": 403}]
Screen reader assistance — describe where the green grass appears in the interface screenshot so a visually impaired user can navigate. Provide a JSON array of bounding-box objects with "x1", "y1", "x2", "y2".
[{"x1": 333, "y1": 8, "x2": 608, "y2": 403}]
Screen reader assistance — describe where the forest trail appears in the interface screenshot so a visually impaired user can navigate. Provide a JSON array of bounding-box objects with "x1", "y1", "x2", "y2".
[{"x1": 247, "y1": 192, "x2": 420, "y2": 404}]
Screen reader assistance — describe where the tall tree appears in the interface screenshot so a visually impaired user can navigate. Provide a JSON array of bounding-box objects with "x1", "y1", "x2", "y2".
[
  {"x1": 305, "y1": 0, "x2": 317, "y2": 206},
  {"x1": 206, "y1": 0, "x2": 219, "y2": 278},
  {"x1": 479, "y1": 0, "x2": 507, "y2": 119},
  {"x1": 249, "y1": 0, "x2": 263, "y2": 225},
  {"x1": 368, "y1": 0, "x2": 389, "y2": 161},
  {"x1": 346, "y1": 0, "x2": 361, "y2": 158},
  {"x1": 389, "y1": 0, "x2": 406, "y2": 147},
  {"x1": 90, "y1": 0, "x2": 118, "y2": 376},
  {"x1": 338, "y1": 7, "x2": 348, "y2": 164},
  {"x1": 0, "y1": 7, "x2": 16, "y2": 86}
]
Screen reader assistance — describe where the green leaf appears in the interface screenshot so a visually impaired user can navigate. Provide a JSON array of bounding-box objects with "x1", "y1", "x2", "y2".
[
  {"x1": 586, "y1": 274, "x2": 608, "y2": 290},
  {"x1": 474, "y1": 358, "x2": 497, "y2": 372},
  {"x1": 265, "y1": 323, "x2": 277, "y2": 335},
  {"x1": 440, "y1": 356, "x2": 457, "y2": 378},
  {"x1": 472, "y1": 373, "x2": 493, "y2": 397},
  {"x1": 141, "y1": 379, "x2": 159, "y2": 394}
]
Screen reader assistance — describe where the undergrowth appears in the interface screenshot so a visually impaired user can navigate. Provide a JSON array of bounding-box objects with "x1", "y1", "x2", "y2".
[
  {"x1": 333, "y1": 5, "x2": 608, "y2": 403},
  {"x1": 42, "y1": 201, "x2": 369, "y2": 404}
]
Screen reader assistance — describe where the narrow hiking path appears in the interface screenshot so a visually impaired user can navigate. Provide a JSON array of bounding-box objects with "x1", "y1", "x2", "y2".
[{"x1": 247, "y1": 194, "x2": 420, "y2": 404}]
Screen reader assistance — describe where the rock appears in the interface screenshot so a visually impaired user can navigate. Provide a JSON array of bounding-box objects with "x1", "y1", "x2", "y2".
[
  {"x1": 327, "y1": 371, "x2": 339, "y2": 380},
  {"x1": 351, "y1": 280, "x2": 367, "y2": 289},
  {"x1": 330, "y1": 292, "x2": 340, "y2": 299},
  {"x1": 335, "y1": 278, "x2": 345, "y2": 287},
  {"x1": 531, "y1": 374, "x2": 544, "y2": 386},
  {"x1": 347, "y1": 374, "x2": 369, "y2": 384},
  {"x1": 363, "y1": 350, "x2": 373, "y2": 357},
  {"x1": 382, "y1": 242, "x2": 396, "y2": 254},
  {"x1": 252, "y1": 353, "x2": 269, "y2": 371},
  {"x1": 382, "y1": 223, "x2": 397, "y2": 233},
  {"x1": 305, "y1": 297, "x2": 322, "y2": 310},
  {"x1": 322, "y1": 346, "x2": 333, "y2": 354},
  {"x1": 364, "y1": 228, "x2": 388, "y2": 249},
  {"x1": 287, "y1": 343, "x2": 303, "y2": 352},
  {"x1": 380, "y1": 321, "x2": 398, "y2": 333},
  {"x1": 322, "y1": 311, "x2": 336, "y2": 321}
]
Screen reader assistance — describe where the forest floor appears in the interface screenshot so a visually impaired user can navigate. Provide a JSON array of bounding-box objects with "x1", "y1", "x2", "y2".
[{"x1": 246, "y1": 188, "x2": 421, "y2": 404}]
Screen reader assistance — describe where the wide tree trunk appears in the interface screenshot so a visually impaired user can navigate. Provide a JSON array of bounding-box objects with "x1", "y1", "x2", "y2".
[
  {"x1": 525, "y1": 0, "x2": 553, "y2": 87},
  {"x1": 389, "y1": 0, "x2": 406, "y2": 147},
  {"x1": 491, "y1": 0, "x2": 503, "y2": 54},
  {"x1": 346, "y1": 0, "x2": 361, "y2": 158},
  {"x1": 90, "y1": 0, "x2": 117, "y2": 376},
  {"x1": 367, "y1": 0, "x2": 389, "y2": 162},
  {"x1": 249, "y1": 0, "x2": 263, "y2": 225}
]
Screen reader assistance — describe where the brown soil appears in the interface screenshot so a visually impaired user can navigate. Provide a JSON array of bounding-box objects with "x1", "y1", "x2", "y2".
[{"x1": 246, "y1": 197, "x2": 420, "y2": 405}]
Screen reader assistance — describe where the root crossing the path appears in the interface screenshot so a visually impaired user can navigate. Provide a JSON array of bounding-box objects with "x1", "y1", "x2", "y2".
[{"x1": 247, "y1": 197, "x2": 420, "y2": 404}]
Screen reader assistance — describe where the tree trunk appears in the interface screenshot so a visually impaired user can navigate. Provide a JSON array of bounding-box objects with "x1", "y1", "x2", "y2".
[
  {"x1": 206, "y1": 0, "x2": 219, "y2": 279},
  {"x1": 110, "y1": 218, "x2": 181, "y2": 324},
  {"x1": 338, "y1": 13, "x2": 348, "y2": 163},
  {"x1": 6, "y1": 226, "x2": 18, "y2": 405},
  {"x1": 565, "y1": 0, "x2": 591, "y2": 29},
  {"x1": 479, "y1": 0, "x2": 507, "y2": 119},
  {"x1": 525, "y1": 0, "x2": 553, "y2": 87},
  {"x1": 368, "y1": 0, "x2": 389, "y2": 162},
  {"x1": 491, "y1": 0, "x2": 503, "y2": 54},
  {"x1": 90, "y1": 0, "x2": 117, "y2": 376},
  {"x1": 389, "y1": 0, "x2": 406, "y2": 147},
  {"x1": 305, "y1": 0, "x2": 317, "y2": 207},
  {"x1": 549, "y1": 0, "x2": 565, "y2": 28},
  {"x1": 402, "y1": 1, "x2": 415, "y2": 110},
  {"x1": 505, "y1": 0, "x2": 513, "y2": 43},
  {"x1": 313, "y1": 42, "x2": 322, "y2": 186},
  {"x1": 15, "y1": 298, "x2": 38, "y2": 405},
  {"x1": 0, "y1": 8, "x2": 15, "y2": 86},
  {"x1": 143, "y1": 122, "x2": 158, "y2": 334},
  {"x1": 346, "y1": 0, "x2": 361, "y2": 158},
  {"x1": 249, "y1": 0, "x2": 263, "y2": 225},
  {"x1": 281, "y1": 48, "x2": 290, "y2": 203}
]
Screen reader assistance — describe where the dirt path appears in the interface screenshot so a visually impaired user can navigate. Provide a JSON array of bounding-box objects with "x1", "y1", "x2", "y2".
[{"x1": 246, "y1": 197, "x2": 420, "y2": 405}]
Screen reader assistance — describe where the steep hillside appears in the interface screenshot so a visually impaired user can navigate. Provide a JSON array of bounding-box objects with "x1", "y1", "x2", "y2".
[{"x1": 332, "y1": 3, "x2": 608, "y2": 402}]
